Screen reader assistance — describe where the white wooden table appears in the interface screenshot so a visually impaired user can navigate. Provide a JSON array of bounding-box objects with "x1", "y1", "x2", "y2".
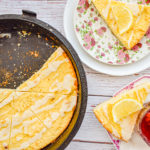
[{"x1": 1, "y1": 0, "x2": 150, "y2": 149}]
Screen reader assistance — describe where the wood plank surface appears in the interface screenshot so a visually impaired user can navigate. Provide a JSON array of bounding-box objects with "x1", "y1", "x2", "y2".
[{"x1": 0, "y1": 0, "x2": 150, "y2": 149}]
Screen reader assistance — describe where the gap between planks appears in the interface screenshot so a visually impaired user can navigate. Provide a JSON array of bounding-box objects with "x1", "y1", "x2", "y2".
[{"x1": 73, "y1": 139, "x2": 113, "y2": 145}]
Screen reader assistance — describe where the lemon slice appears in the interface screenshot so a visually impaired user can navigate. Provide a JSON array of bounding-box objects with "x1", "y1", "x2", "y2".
[
  {"x1": 112, "y1": 5, "x2": 133, "y2": 34},
  {"x1": 112, "y1": 99, "x2": 142, "y2": 122}
]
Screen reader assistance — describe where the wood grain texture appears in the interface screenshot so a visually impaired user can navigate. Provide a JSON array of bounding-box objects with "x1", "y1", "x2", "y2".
[
  {"x1": 67, "y1": 142, "x2": 115, "y2": 150},
  {"x1": 1, "y1": 0, "x2": 150, "y2": 149}
]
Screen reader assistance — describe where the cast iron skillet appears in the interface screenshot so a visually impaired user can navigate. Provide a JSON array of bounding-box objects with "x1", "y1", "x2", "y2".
[{"x1": 0, "y1": 10, "x2": 87, "y2": 150}]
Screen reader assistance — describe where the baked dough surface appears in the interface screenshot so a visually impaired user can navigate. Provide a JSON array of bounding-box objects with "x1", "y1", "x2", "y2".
[
  {"x1": 0, "y1": 47, "x2": 78, "y2": 150},
  {"x1": 92, "y1": 0, "x2": 150, "y2": 49}
]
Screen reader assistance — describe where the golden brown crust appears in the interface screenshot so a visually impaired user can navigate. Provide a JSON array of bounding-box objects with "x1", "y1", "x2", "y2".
[{"x1": 63, "y1": 51, "x2": 78, "y2": 90}]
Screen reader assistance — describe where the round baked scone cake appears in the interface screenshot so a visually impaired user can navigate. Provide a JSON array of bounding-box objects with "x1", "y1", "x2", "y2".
[{"x1": 0, "y1": 47, "x2": 78, "y2": 150}]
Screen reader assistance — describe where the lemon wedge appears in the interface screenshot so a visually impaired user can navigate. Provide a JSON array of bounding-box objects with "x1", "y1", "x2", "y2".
[
  {"x1": 112, "y1": 5, "x2": 133, "y2": 34},
  {"x1": 112, "y1": 99, "x2": 142, "y2": 122}
]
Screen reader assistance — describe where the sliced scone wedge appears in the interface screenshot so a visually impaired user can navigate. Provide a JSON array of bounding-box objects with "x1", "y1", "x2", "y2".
[
  {"x1": 9, "y1": 90, "x2": 77, "y2": 146},
  {"x1": 17, "y1": 47, "x2": 78, "y2": 94},
  {"x1": 9, "y1": 108, "x2": 51, "y2": 150},
  {"x1": 94, "y1": 82, "x2": 150, "y2": 141},
  {"x1": 31, "y1": 92, "x2": 77, "y2": 137},
  {"x1": 30, "y1": 91, "x2": 77, "y2": 143},
  {"x1": 92, "y1": 0, "x2": 150, "y2": 49},
  {"x1": 94, "y1": 104, "x2": 139, "y2": 142}
]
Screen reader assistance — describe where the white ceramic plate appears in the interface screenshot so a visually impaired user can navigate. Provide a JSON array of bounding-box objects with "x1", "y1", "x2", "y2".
[
  {"x1": 110, "y1": 75, "x2": 150, "y2": 150},
  {"x1": 64, "y1": 0, "x2": 150, "y2": 76}
]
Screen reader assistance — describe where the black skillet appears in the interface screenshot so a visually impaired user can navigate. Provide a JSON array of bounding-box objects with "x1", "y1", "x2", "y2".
[{"x1": 0, "y1": 10, "x2": 87, "y2": 150}]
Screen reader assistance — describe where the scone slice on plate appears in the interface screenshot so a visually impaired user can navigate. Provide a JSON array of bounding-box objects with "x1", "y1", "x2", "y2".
[
  {"x1": 94, "y1": 104, "x2": 139, "y2": 142},
  {"x1": 92, "y1": 0, "x2": 150, "y2": 49},
  {"x1": 94, "y1": 82, "x2": 150, "y2": 142},
  {"x1": 17, "y1": 47, "x2": 78, "y2": 94}
]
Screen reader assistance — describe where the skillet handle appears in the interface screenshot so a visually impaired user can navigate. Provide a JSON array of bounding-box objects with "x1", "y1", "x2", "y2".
[{"x1": 22, "y1": 10, "x2": 37, "y2": 18}]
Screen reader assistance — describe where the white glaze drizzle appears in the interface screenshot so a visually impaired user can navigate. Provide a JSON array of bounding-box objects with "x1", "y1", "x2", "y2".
[
  {"x1": 0, "y1": 121, "x2": 10, "y2": 141},
  {"x1": 11, "y1": 111, "x2": 38, "y2": 138},
  {"x1": 11, "y1": 126, "x2": 22, "y2": 137},
  {"x1": 139, "y1": 91, "x2": 144, "y2": 101},
  {"x1": 43, "y1": 118, "x2": 52, "y2": 128},
  {"x1": 49, "y1": 74, "x2": 76, "y2": 93},
  {"x1": 16, "y1": 136, "x2": 22, "y2": 142},
  {"x1": 23, "y1": 118, "x2": 38, "y2": 135},
  {"x1": 9, "y1": 94, "x2": 77, "y2": 149},
  {"x1": 111, "y1": 124, "x2": 120, "y2": 138},
  {"x1": 42, "y1": 112, "x2": 60, "y2": 129},
  {"x1": 30, "y1": 94, "x2": 54, "y2": 111},
  {"x1": 51, "y1": 112, "x2": 59, "y2": 121},
  {"x1": 40, "y1": 112, "x2": 60, "y2": 129},
  {"x1": 20, "y1": 59, "x2": 68, "y2": 92},
  {"x1": 0, "y1": 91, "x2": 24, "y2": 109},
  {"x1": 11, "y1": 128, "x2": 46, "y2": 150},
  {"x1": 32, "y1": 95, "x2": 66, "y2": 113},
  {"x1": 39, "y1": 95, "x2": 76, "y2": 128},
  {"x1": 60, "y1": 96, "x2": 76, "y2": 116},
  {"x1": 102, "y1": 103, "x2": 109, "y2": 119},
  {"x1": 136, "y1": 15, "x2": 141, "y2": 23},
  {"x1": 135, "y1": 90, "x2": 141, "y2": 101},
  {"x1": 136, "y1": 5, "x2": 144, "y2": 23},
  {"x1": 12, "y1": 110, "x2": 33, "y2": 127},
  {"x1": 0, "y1": 94, "x2": 14, "y2": 109},
  {"x1": 55, "y1": 47, "x2": 64, "y2": 57},
  {"x1": 128, "y1": 31, "x2": 133, "y2": 48},
  {"x1": 102, "y1": 0, "x2": 111, "y2": 19}
]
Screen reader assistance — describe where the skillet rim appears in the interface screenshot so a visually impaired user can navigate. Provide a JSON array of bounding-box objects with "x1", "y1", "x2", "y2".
[{"x1": 0, "y1": 12, "x2": 88, "y2": 150}]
